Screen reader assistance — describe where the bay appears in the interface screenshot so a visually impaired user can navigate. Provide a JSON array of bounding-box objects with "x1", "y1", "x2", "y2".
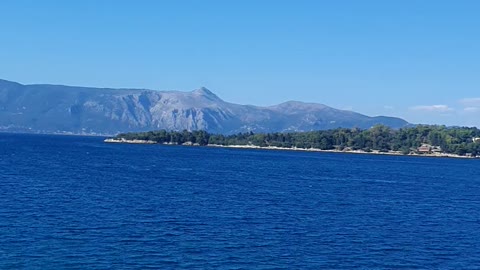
[{"x1": 1, "y1": 133, "x2": 480, "y2": 269}]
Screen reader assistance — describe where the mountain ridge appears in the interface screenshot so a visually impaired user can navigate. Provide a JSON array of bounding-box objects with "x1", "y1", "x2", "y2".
[{"x1": 0, "y1": 79, "x2": 409, "y2": 135}]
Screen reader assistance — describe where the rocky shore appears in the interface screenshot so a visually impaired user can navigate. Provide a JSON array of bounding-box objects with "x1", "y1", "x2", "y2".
[
  {"x1": 208, "y1": 144, "x2": 477, "y2": 159},
  {"x1": 104, "y1": 138, "x2": 156, "y2": 144}
]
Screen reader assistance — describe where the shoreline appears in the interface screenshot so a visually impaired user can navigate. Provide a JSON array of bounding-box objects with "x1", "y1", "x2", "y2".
[
  {"x1": 208, "y1": 144, "x2": 477, "y2": 159},
  {"x1": 104, "y1": 138, "x2": 478, "y2": 159},
  {"x1": 104, "y1": 138, "x2": 156, "y2": 144}
]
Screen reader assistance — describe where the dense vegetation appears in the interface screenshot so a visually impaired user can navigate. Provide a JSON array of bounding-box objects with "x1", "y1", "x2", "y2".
[{"x1": 116, "y1": 125, "x2": 480, "y2": 156}]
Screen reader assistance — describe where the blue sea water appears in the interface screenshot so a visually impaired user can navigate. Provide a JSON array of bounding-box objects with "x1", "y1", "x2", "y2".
[{"x1": 1, "y1": 133, "x2": 480, "y2": 269}]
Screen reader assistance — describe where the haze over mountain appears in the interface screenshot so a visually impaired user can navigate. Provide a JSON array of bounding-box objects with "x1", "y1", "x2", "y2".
[{"x1": 0, "y1": 79, "x2": 409, "y2": 135}]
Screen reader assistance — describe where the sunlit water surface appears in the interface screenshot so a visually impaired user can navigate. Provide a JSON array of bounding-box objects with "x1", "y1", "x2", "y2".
[{"x1": 1, "y1": 133, "x2": 480, "y2": 269}]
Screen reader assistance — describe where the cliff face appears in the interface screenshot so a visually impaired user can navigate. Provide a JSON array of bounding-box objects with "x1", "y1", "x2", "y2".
[{"x1": 0, "y1": 79, "x2": 409, "y2": 135}]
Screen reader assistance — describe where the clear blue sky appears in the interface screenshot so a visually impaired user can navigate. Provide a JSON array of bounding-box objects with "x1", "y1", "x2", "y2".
[{"x1": 1, "y1": 0, "x2": 480, "y2": 126}]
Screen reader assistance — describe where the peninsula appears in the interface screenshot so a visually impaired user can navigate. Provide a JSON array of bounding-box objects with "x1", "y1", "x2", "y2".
[{"x1": 105, "y1": 125, "x2": 480, "y2": 158}]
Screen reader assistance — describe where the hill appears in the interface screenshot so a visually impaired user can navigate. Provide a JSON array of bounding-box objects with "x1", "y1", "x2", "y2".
[{"x1": 0, "y1": 79, "x2": 409, "y2": 135}]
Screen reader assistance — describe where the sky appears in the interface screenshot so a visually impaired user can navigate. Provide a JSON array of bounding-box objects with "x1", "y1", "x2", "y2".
[{"x1": 1, "y1": 0, "x2": 480, "y2": 127}]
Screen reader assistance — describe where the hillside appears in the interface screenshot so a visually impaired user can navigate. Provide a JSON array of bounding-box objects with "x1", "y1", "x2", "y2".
[{"x1": 0, "y1": 79, "x2": 409, "y2": 135}]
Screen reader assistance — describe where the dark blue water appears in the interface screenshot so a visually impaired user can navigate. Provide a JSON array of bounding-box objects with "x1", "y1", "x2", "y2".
[{"x1": 1, "y1": 133, "x2": 480, "y2": 269}]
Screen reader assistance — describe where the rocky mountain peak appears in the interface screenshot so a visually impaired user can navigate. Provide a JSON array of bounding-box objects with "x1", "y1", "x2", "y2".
[
  {"x1": 0, "y1": 78, "x2": 410, "y2": 135},
  {"x1": 191, "y1": 87, "x2": 222, "y2": 101}
]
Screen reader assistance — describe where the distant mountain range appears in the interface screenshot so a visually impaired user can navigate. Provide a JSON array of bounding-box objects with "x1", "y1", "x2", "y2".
[{"x1": 0, "y1": 79, "x2": 409, "y2": 135}]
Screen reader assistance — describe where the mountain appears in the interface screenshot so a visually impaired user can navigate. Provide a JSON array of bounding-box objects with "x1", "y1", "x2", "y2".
[{"x1": 0, "y1": 79, "x2": 409, "y2": 135}]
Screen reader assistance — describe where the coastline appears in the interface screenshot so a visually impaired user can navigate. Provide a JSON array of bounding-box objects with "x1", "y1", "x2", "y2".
[
  {"x1": 207, "y1": 144, "x2": 476, "y2": 159},
  {"x1": 104, "y1": 138, "x2": 156, "y2": 144},
  {"x1": 104, "y1": 138, "x2": 478, "y2": 159}
]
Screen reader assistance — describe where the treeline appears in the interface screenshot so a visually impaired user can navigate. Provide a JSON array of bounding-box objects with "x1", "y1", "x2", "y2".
[{"x1": 116, "y1": 125, "x2": 480, "y2": 156}]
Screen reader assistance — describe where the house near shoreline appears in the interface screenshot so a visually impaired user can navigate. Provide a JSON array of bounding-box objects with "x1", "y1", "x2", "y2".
[
  {"x1": 417, "y1": 144, "x2": 431, "y2": 153},
  {"x1": 417, "y1": 144, "x2": 442, "y2": 154}
]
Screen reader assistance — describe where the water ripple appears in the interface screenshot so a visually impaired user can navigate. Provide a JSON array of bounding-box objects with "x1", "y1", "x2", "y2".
[{"x1": 1, "y1": 133, "x2": 480, "y2": 268}]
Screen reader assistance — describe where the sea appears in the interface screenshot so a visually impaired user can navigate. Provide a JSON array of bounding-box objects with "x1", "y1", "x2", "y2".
[{"x1": 1, "y1": 133, "x2": 480, "y2": 269}]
